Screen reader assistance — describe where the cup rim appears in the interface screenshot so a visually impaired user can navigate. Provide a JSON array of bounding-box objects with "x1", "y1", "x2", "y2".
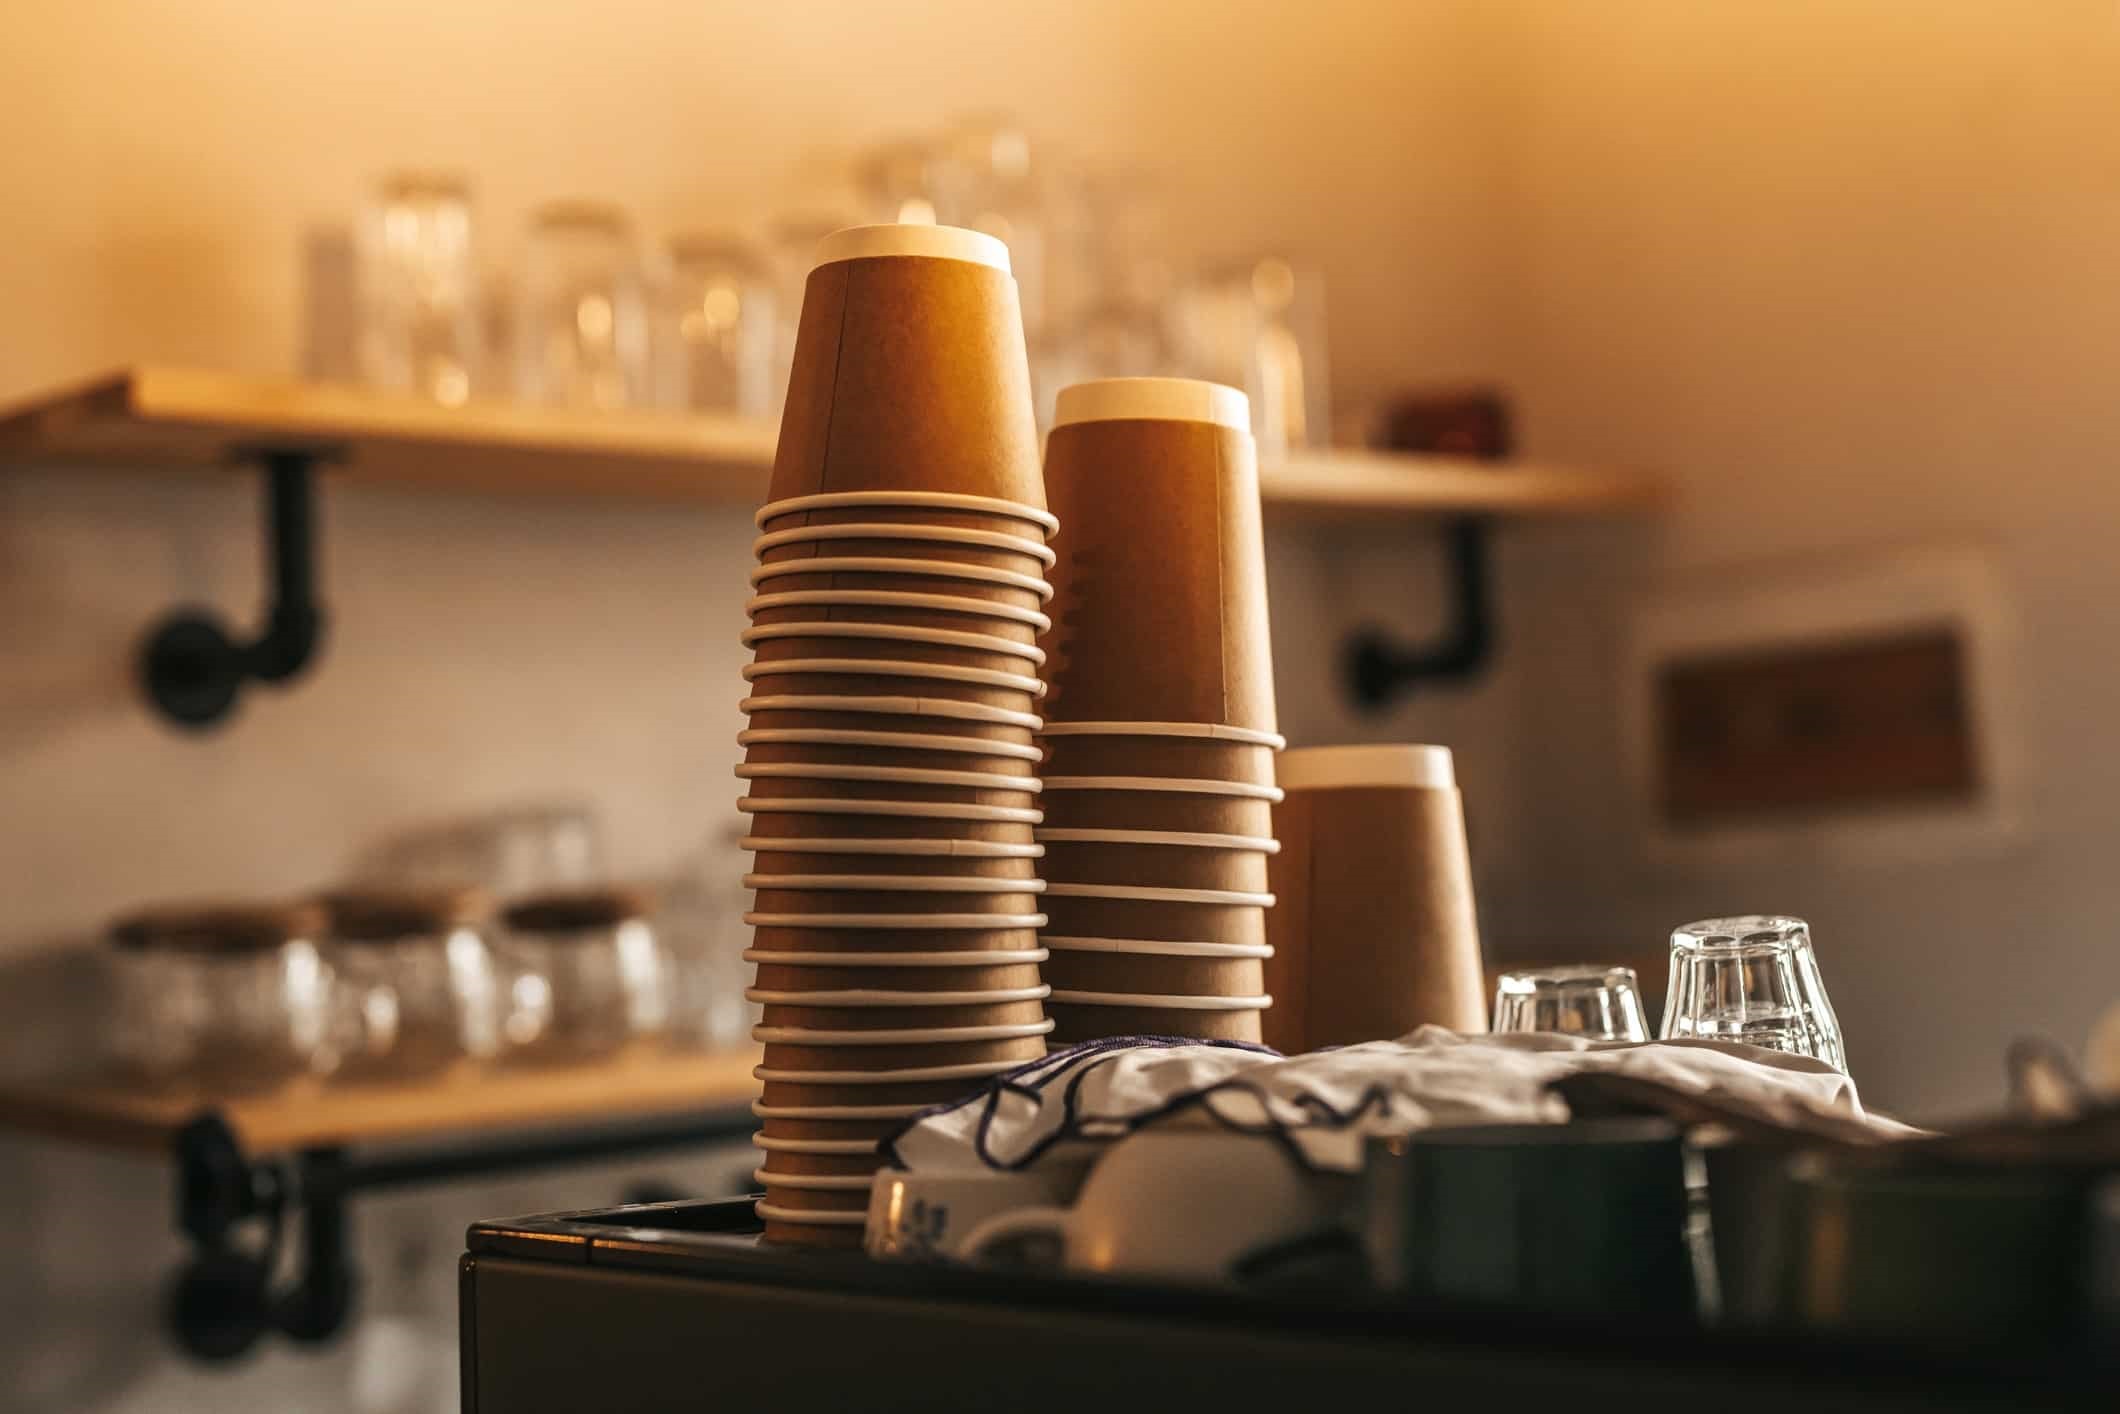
[
  {"x1": 757, "y1": 490, "x2": 1058, "y2": 535},
  {"x1": 1496, "y1": 965, "x2": 1641, "y2": 994},
  {"x1": 741, "y1": 693, "x2": 1043, "y2": 731},
  {"x1": 751, "y1": 555, "x2": 1054, "y2": 602},
  {"x1": 735, "y1": 762, "x2": 1045, "y2": 792},
  {"x1": 1052, "y1": 377, "x2": 1250, "y2": 432},
  {"x1": 1277, "y1": 743, "x2": 1454, "y2": 791},
  {"x1": 1042, "y1": 882, "x2": 1274, "y2": 907},
  {"x1": 1042, "y1": 935, "x2": 1274, "y2": 959},
  {"x1": 746, "y1": 589, "x2": 1052, "y2": 632},
  {"x1": 1033, "y1": 827, "x2": 1280, "y2": 853},
  {"x1": 755, "y1": 1200, "x2": 868, "y2": 1224},
  {"x1": 754, "y1": 1058, "x2": 1026, "y2": 1084},
  {"x1": 744, "y1": 947, "x2": 1052, "y2": 967},
  {"x1": 743, "y1": 657, "x2": 1047, "y2": 696},
  {"x1": 1037, "y1": 721, "x2": 1286, "y2": 749},
  {"x1": 751, "y1": 1134, "x2": 885, "y2": 1155},
  {"x1": 737, "y1": 796, "x2": 1044, "y2": 824},
  {"x1": 752, "y1": 1168, "x2": 876, "y2": 1192},
  {"x1": 746, "y1": 984, "x2": 1053, "y2": 1006},
  {"x1": 754, "y1": 522, "x2": 1058, "y2": 568},
  {"x1": 744, "y1": 910, "x2": 1050, "y2": 930},
  {"x1": 753, "y1": 1100, "x2": 932, "y2": 1119},
  {"x1": 812, "y1": 222, "x2": 1010, "y2": 273},
  {"x1": 1047, "y1": 990, "x2": 1272, "y2": 1011},
  {"x1": 737, "y1": 727, "x2": 1045, "y2": 762},
  {"x1": 742, "y1": 873, "x2": 1048, "y2": 894},
  {"x1": 1042, "y1": 775, "x2": 1284, "y2": 802},
  {"x1": 740, "y1": 620, "x2": 1048, "y2": 666},
  {"x1": 753, "y1": 1019, "x2": 1056, "y2": 1045},
  {"x1": 740, "y1": 836, "x2": 1045, "y2": 858}
]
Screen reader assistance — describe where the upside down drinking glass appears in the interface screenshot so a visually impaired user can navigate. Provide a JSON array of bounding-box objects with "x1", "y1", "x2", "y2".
[{"x1": 1659, "y1": 915, "x2": 1846, "y2": 1071}]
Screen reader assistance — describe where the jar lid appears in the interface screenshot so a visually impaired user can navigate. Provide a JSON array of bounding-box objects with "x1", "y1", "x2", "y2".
[
  {"x1": 109, "y1": 899, "x2": 325, "y2": 953},
  {"x1": 320, "y1": 885, "x2": 493, "y2": 942},
  {"x1": 502, "y1": 886, "x2": 656, "y2": 934}
]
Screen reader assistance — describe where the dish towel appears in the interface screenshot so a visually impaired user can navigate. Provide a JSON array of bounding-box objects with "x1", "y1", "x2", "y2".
[{"x1": 882, "y1": 1027, "x2": 1920, "y2": 1176}]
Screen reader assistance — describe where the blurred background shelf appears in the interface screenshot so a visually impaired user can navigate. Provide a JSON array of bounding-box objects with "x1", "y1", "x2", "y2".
[
  {"x1": 0, "y1": 366, "x2": 1666, "y2": 520},
  {"x1": 0, "y1": 1045, "x2": 762, "y2": 1155}
]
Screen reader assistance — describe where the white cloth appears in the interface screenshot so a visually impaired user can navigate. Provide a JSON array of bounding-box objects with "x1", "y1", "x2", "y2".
[{"x1": 883, "y1": 1027, "x2": 1918, "y2": 1176}]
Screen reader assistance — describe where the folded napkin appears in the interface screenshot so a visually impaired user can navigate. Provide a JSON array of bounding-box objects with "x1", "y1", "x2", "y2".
[{"x1": 883, "y1": 1027, "x2": 1918, "y2": 1176}]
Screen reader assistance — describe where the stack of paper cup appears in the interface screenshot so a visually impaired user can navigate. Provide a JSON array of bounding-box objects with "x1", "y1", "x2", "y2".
[
  {"x1": 740, "y1": 224, "x2": 1055, "y2": 1248},
  {"x1": 1034, "y1": 378, "x2": 1283, "y2": 1045}
]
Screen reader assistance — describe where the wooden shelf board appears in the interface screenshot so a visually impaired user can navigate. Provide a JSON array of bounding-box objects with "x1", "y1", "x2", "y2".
[
  {"x1": 0, "y1": 1045, "x2": 762, "y2": 1156},
  {"x1": 0, "y1": 367, "x2": 1666, "y2": 519}
]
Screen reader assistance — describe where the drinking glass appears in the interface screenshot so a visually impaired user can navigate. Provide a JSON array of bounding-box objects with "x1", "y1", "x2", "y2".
[
  {"x1": 655, "y1": 233, "x2": 777, "y2": 417},
  {"x1": 1171, "y1": 258, "x2": 1330, "y2": 459},
  {"x1": 514, "y1": 202, "x2": 649, "y2": 409},
  {"x1": 1659, "y1": 915, "x2": 1846, "y2": 1070},
  {"x1": 1492, "y1": 965, "x2": 1649, "y2": 1042},
  {"x1": 356, "y1": 172, "x2": 484, "y2": 405}
]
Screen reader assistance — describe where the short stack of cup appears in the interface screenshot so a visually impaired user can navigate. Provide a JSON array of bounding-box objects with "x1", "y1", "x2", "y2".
[
  {"x1": 738, "y1": 223, "x2": 1056, "y2": 1248},
  {"x1": 1034, "y1": 377, "x2": 1283, "y2": 1045}
]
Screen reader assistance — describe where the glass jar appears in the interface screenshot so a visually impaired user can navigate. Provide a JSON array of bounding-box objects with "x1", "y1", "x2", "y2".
[
  {"x1": 514, "y1": 201, "x2": 650, "y2": 409},
  {"x1": 106, "y1": 901, "x2": 337, "y2": 1092},
  {"x1": 494, "y1": 887, "x2": 667, "y2": 1064},
  {"x1": 321, "y1": 886, "x2": 501, "y2": 1079},
  {"x1": 355, "y1": 171, "x2": 485, "y2": 406},
  {"x1": 654, "y1": 232, "x2": 777, "y2": 418}
]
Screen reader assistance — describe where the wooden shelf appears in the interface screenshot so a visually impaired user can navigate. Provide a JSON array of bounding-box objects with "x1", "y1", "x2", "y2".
[
  {"x1": 0, "y1": 1045, "x2": 762, "y2": 1156},
  {"x1": 0, "y1": 366, "x2": 1665, "y2": 519}
]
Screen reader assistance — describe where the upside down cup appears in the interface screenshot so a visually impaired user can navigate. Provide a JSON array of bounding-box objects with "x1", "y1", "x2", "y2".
[
  {"x1": 753, "y1": 555, "x2": 1053, "y2": 615},
  {"x1": 1038, "y1": 727, "x2": 1282, "y2": 787},
  {"x1": 748, "y1": 957, "x2": 1050, "y2": 994},
  {"x1": 744, "y1": 843, "x2": 1042, "y2": 882},
  {"x1": 1036, "y1": 783, "x2": 1277, "y2": 838},
  {"x1": 747, "y1": 588, "x2": 1050, "y2": 646},
  {"x1": 1040, "y1": 948, "x2": 1265, "y2": 998},
  {"x1": 745, "y1": 919, "x2": 1046, "y2": 955},
  {"x1": 1040, "y1": 379, "x2": 1274, "y2": 731},
  {"x1": 770, "y1": 223, "x2": 1044, "y2": 508},
  {"x1": 759, "y1": 1028, "x2": 1050, "y2": 1073},
  {"x1": 741, "y1": 734, "x2": 1042, "y2": 779},
  {"x1": 736, "y1": 768, "x2": 1041, "y2": 814},
  {"x1": 739, "y1": 802, "x2": 1043, "y2": 846},
  {"x1": 1036, "y1": 839, "x2": 1270, "y2": 894},
  {"x1": 1038, "y1": 891, "x2": 1270, "y2": 949},
  {"x1": 1045, "y1": 999, "x2": 1264, "y2": 1045},
  {"x1": 758, "y1": 497, "x2": 1056, "y2": 548}
]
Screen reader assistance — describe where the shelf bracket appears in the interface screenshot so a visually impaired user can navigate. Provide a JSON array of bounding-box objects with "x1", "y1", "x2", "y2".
[
  {"x1": 1342, "y1": 517, "x2": 1495, "y2": 709},
  {"x1": 140, "y1": 447, "x2": 331, "y2": 730}
]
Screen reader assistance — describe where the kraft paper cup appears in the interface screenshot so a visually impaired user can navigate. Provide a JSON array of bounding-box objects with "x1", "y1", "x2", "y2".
[
  {"x1": 1040, "y1": 775, "x2": 1280, "y2": 801},
  {"x1": 740, "y1": 737, "x2": 1042, "y2": 780},
  {"x1": 1041, "y1": 949, "x2": 1266, "y2": 998},
  {"x1": 757, "y1": 532, "x2": 1053, "y2": 583},
  {"x1": 743, "y1": 621, "x2": 1047, "y2": 676},
  {"x1": 758, "y1": 489, "x2": 1057, "y2": 537},
  {"x1": 756, "y1": 994, "x2": 1051, "y2": 1032},
  {"x1": 1033, "y1": 827, "x2": 1277, "y2": 851},
  {"x1": 757, "y1": 1154, "x2": 887, "y2": 1182},
  {"x1": 754, "y1": 1098, "x2": 933, "y2": 1121},
  {"x1": 757, "y1": 1064, "x2": 1021, "y2": 1110},
  {"x1": 741, "y1": 713, "x2": 1036, "y2": 757},
  {"x1": 740, "y1": 693, "x2": 1042, "y2": 732},
  {"x1": 749, "y1": 957, "x2": 1049, "y2": 994},
  {"x1": 752, "y1": 1132, "x2": 886, "y2": 1157},
  {"x1": 1041, "y1": 378, "x2": 1275, "y2": 731},
  {"x1": 762, "y1": 1032, "x2": 1049, "y2": 1073},
  {"x1": 760, "y1": 506, "x2": 1051, "y2": 545},
  {"x1": 746, "y1": 890, "x2": 1045, "y2": 922},
  {"x1": 1046, "y1": 1003, "x2": 1263, "y2": 1046},
  {"x1": 744, "y1": 847, "x2": 1041, "y2": 883},
  {"x1": 740, "y1": 834, "x2": 1044, "y2": 859},
  {"x1": 742, "y1": 656, "x2": 1045, "y2": 705},
  {"x1": 736, "y1": 767, "x2": 1040, "y2": 812},
  {"x1": 770, "y1": 224, "x2": 1043, "y2": 508},
  {"x1": 747, "y1": 589, "x2": 1051, "y2": 645},
  {"x1": 1039, "y1": 894, "x2": 1269, "y2": 949},
  {"x1": 747, "y1": 921, "x2": 1044, "y2": 954},
  {"x1": 1265, "y1": 743, "x2": 1485, "y2": 1053},
  {"x1": 758, "y1": 1114, "x2": 916, "y2": 1144},
  {"x1": 745, "y1": 873, "x2": 1046, "y2": 896},
  {"x1": 1043, "y1": 935, "x2": 1270, "y2": 960},
  {"x1": 752, "y1": 555, "x2": 1052, "y2": 610},
  {"x1": 737, "y1": 798, "x2": 1043, "y2": 846},
  {"x1": 759, "y1": 1209, "x2": 867, "y2": 1248},
  {"x1": 1039, "y1": 734, "x2": 1278, "y2": 787},
  {"x1": 1038, "y1": 843, "x2": 1272, "y2": 892},
  {"x1": 1035, "y1": 786, "x2": 1273, "y2": 837}
]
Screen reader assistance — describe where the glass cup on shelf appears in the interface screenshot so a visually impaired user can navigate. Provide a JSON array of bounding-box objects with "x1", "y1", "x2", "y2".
[
  {"x1": 654, "y1": 232, "x2": 778, "y2": 418},
  {"x1": 514, "y1": 202, "x2": 650, "y2": 409},
  {"x1": 1492, "y1": 965, "x2": 1650, "y2": 1042},
  {"x1": 319, "y1": 885, "x2": 501, "y2": 1079},
  {"x1": 1170, "y1": 258, "x2": 1330, "y2": 459},
  {"x1": 492, "y1": 887, "x2": 668, "y2": 1064},
  {"x1": 355, "y1": 172, "x2": 485, "y2": 406},
  {"x1": 1659, "y1": 915, "x2": 1847, "y2": 1071},
  {"x1": 656, "y1": 825, "x2": 753, "y2": 1052}
]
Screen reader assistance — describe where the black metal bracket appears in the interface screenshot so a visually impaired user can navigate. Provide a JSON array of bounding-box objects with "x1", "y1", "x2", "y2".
[
  {"x1": 1343, "y1": 517, "x2": 1496, "y2": 709},
  {"x1": 140, "y1": 447, "x2": 330, "y2": 730},
  {"x1": 167, "y1": 1104, "x2": 754, "y2": 1361}
]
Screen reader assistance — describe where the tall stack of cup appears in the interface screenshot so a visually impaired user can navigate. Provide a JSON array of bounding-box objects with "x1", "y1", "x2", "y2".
[
  {"x1": 1262, "y1": 744, "x2": 1487, "y2": 1053},
  {"x1": 1034, "y1": 378, "x2": 1283, "y2": 1045},
  {"x1": 739, "y1": 224, "x2": 1056, "y2": 1248}
]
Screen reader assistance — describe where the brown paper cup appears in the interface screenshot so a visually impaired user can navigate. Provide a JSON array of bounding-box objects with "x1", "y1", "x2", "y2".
[
  {"x1": 1041, "y1": 382, "x2": 1274, "y2": 730},
  {"x1": 761, "y1": 505, "x2": 1051, "y2": 544},
  {"x1": 757, "y1": 533, "x2": 1053, "y2": 584},
  {"x1": 1035, "y1": 787, "x2": 1274, "y2": 837},
  {"x1": 761, "y1": 1032, "x2": 1048, "y2": 1073},
  {"x1": 1037, "y1": 840, "x2": 1269, "y2": 893},
  {"x1": 759, "y1": 1151, "x2": 889, "y2": 1181},
  {"x1": 758, "y1": 996, "x2": 1049, "y2": 1031},
  {"x1": 741, "y1": 736, "x2": 1041, "y2": 778},
  {"x1": 739, "y1": 806, "x2": 1040, "y2": 846},
  {"x1": 747, "y1": 886, "x2": 1045, "y2": 919},
  {"x1": 741, "y1": 694, "x2": 1040, "y2": 734},
  {"x1": 760, "y1": 1184, "x2": 873, "y2": 1213},
  {"x1": 753, "y1": 558, "x2": 1051, "y2": 613},
  {"x1": 1040, "y1": 894, "x2": 1268, "y2": 948},
  {"x1": 748, "y1": 923, "x2": 1044, "y2": 954},
  {"x1": 746, "y1": 848, "x2": 1041, "y2": 882},
  {"x1": 757, "y1": 489, "x2": 1056, "y2": 535},
  {"x1": 737, "y1": 772, "x2": 1040, "y2": 813},
  {"x1": 750, "y1": 959, "x2": 1048, "y2": 993},
  {"x1": 749, "y1": 592, "x2": 1047, "y2": 645},
  {"x1": 760, "y1": 1219, "x2": 866, "y2": 1248},
  {"x1": 747, "y1": 627, "x2": 1046, "y2": 679},
  {"x1": 769, "y1": 226, "x2": 1043, "y2": 508},
  {"x1": 759, "y1": 1074, "x2": 1007, "y2": 1109},
  {"x1": 744, "y1": 658, "x2": 1044, "y2": 707},
  {"x1": 1041, "y1": 950, "x2": 1264, "y2": 997},
  {"x1": 1265, "y1": 747, "x2": 1485, "y2": 1052},
  {"x1": 1040, "y1": 734, "x2": 1277, "y2": 786},
  {"x1": 759, "y1": 1114, "x2": 913, "y2": 1145},
  {"x1": 1047, "y1": 1003, "x2": 1263, "y2": 1046}
]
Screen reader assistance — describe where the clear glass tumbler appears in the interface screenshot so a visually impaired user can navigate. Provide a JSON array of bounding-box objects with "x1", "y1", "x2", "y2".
[
  {"x1": 655, "y1": 233, "x2": 777, "y2": 417},
  {"x1": 1492, "y1": 965, "x2": 1649, "y2": 1042},
  {"x1": 1659, "y1": 915, "x2": 1846, "y2": 1071},
  {"x1": 514, "y1": 202, "x2": 649, "y2": 409},
  {"x1": 494, "y1": 887, "x2": 668, "y2": 1063},
  {"x1": 356, "y1": 172, "x2": 484, "y2": 406}
]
